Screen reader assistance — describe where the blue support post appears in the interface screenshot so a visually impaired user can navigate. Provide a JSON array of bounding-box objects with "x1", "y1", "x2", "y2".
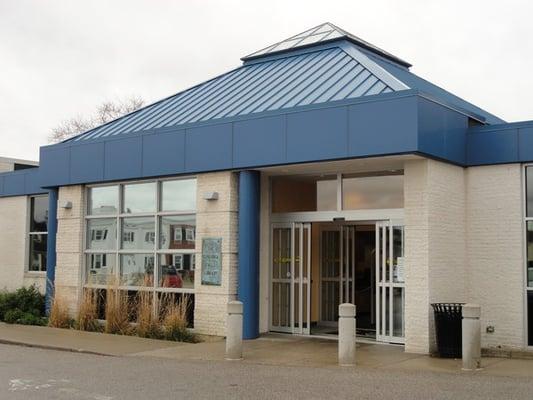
[
  {"x1": 45, "y1": 188, "x2": 58, "y2": 315},
  {"x1": 237, "y1": 170, "x2": 260, "y2": 339}
]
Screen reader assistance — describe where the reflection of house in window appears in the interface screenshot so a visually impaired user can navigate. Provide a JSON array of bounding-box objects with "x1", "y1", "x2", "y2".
[
  {"x1": 170, "y1": 225, "x2": 195, "y2": 250},
  {"x1": 92, "y1": 229, "x2": 108, "y2": 241},
  {"x1": 144, "y1": 255, "x2": 154, "y2": 269},
  {"x1": 145, "y1": 231, "x2": 155, "y2": 243},
  {"x1": 162, "y1": 253, "x2": 195, "y2": 271},
  {"x1": 90, "y1": 254, "x2": 107, "y2": 270},
  {"x1": 172, "y1": 254, "x2": 183, "y2": 269},
  {"x1": 123, "y1": 231, "x2": 135, "y2": 242}
]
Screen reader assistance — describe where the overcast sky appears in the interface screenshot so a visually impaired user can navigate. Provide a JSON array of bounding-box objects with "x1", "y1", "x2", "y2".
[{"x1": 1, "y1": 0, "x2": 532, "y2": 160}]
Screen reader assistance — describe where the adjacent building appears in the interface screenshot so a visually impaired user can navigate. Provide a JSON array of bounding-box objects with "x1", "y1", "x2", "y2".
[{"x1": 1, "y1": 23, "x2": 532, "y2": 355}]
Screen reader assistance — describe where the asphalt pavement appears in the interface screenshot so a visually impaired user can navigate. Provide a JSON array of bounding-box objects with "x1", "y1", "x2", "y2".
[{"x1": 1, "y1": 343, "x2": 532, "y2": 400}]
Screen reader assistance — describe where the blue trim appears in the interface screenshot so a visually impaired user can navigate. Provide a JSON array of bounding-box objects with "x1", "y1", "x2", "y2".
[
  {"x1": 237, "y1": 171, "x2": 260, "y2": 339},
  {"x1": 45, "y1": 188, "x2": 58, "y2": 315}
]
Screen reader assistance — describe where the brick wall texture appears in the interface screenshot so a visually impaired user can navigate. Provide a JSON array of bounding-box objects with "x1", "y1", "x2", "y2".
[{"x1": 1, "y1": 159, "x2": 526, "y2": 350}]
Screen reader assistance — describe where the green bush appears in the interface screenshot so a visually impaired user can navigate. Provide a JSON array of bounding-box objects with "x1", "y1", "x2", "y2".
[{"x1": 0, "y1": 285, "x2": 46, "y2": 325}]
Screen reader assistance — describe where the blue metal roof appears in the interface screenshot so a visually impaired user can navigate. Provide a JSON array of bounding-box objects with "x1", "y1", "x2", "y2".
[
  {"x1": 68, "y1": 45, "x2": 406, "y2": 142},
  {"x1": 64, "y1": 23, "x2": 504, "y2": 145}
]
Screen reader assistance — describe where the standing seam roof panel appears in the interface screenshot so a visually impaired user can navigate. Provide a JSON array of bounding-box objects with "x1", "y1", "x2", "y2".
[{"x1": 68, "y1": 45, "x2": 408, "y2": 142}]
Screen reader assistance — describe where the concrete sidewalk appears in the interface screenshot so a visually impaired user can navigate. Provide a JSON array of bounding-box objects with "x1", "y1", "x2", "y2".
[{"x1": 1, "y1": 323, "x2": 532, "y2": 378}]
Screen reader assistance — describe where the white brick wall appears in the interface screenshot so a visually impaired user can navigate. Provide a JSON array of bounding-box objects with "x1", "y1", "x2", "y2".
[
  {"x1": 55, "y1": 185, "x2": 85, "y2": 315},
  {"x1": 404, "y1": 159, "x2": 467, "y2": 354},
  {"x1": 0, "y1": 195, "x2": 46, "y2": 292},
  {"x1": 194, "y1": 172, "x2": 239, "y2": 336},
  {"x1": 466, "y1": 164, "x2": 525, "y2": 350}
]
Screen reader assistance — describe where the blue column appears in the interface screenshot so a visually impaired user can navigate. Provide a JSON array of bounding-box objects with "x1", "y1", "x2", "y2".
[
  {"x1": 45, "y1": 188, "x2": 58, "y2": 315},
  {"x1": 238, "y1": 170, "x2": 260, "y2": 339}
]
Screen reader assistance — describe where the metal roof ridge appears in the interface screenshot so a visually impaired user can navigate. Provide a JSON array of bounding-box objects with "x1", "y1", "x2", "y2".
[{"x1": 338, "y1": 42, "x2": 409, "y2": 92}]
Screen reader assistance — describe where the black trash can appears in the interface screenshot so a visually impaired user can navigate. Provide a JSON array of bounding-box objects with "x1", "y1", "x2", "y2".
[{"x1": 431, "y1": 303, "x2": 464, "y2": 358}]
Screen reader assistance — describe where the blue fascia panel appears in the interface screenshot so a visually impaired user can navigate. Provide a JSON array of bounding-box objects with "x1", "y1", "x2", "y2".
[
  {"x1": 0, "y1": 168, "x2": 46, "y2": 197},
  {"x1": 185, "y1": 123, "x2": 233, "y2": 172},
  {"x1": 349, "y1": 95, "x2": 418, "y2": 157},
  {"x1": 24, "y1": 168, "x2": 45, "y2": 195},
  {"x1": 39, "y1": 146, "x2": 70, "y2": 187},
  {"x1": 467, "y1": 129, "x2": 519, "y2": 165},
  {"x1": 2, "y1": 172, "x2": 25, "y2": 196},
  {"x1": 233, "y1": 116, "x2": 285, "y2": 168},
  {"x1": 142, "y1": 130, "x2": 186, "y2": 177},
  {"x1": 286, "y1": 107, "x2": 348, "y2": 163},
  {"x1": 70, "y1": 142, "x2": 105, "y2": 184},
  {"x1": 518, "y1": 127, "x2": 533, "y2": 162},
  {"x1": 417, "y1": 97, "x2": 469, "y2": 165},
  {"x1": 104, "y1": 137, "x2": 143, "y2": 180}
]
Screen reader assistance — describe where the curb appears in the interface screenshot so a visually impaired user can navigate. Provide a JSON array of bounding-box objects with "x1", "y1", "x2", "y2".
[{"x1": 0, "y1": 338, "x2": 114, "y2": 357}]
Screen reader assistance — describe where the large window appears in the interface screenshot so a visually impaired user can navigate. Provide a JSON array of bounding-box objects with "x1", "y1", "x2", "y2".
[
  {"x1": 28, "y1": 195, "x2": 48, "y2": 272},
  {"x1": 526, "y1": 167, "x2": 533, "y2": 346},
  {"x1": 271, "y1": 171, "x2": 404, "y2": 213},
  {"x1": 85, "y1": 178, "x2": 196, "y2": 292}
]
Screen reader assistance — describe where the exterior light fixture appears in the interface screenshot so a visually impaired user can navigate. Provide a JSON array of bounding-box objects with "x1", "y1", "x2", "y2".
[
  {"x1": 60, "y1": 201, "x2": 73, "y2": 209},
  {"x1": 203, "y1": 191, "x2": 219, "y2": 201}
]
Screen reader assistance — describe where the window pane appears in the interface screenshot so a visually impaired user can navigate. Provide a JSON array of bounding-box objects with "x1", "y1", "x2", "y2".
[
  {"x1": 123, "y1": 182, "x2": 156, "y2": 213},
  {"x1": 120, "y1": 254, "x2": 154, "y2": 287},
  {"x1": 527, "y1": 222, "x2": 533, "y2": 287},
  {"x1": 88, "y1": 186, "x2": 118, "y2": 215},
  {"x1": 271, "y1": 175, "x2": 337, "y2": 213},
  {"x1": 161, "y1": 179, "x2": 196, "y2": 211},
  {"x1": 527, "y1": 167, "x2": 533, "y2": 217},
  {"x1": 527, "y1": 290, "x2": 533, "y2": 346},
  {"x1": 121, "y1": 217, "x2": 155, "y2": 250},
  {"x1": 158, "y1": 253, "x2": 195, "y2": 289},
  {"x1": 87, "y1": 219, "x2": 117, "y2": 250},
  {"x1": 86, "y1": 253, "x2": 116, "y2": 285},
  {"x1": 342, "y1": 174, "x2": 404, "y2": 210},
  {"x1": 28, "y1": 234, "x2": 47, "y2": 272},
  {"x1": 30, "y1": 196, "x2": 48, "y2": 232},
  {"x1": 159, "y1": 215, "x2": 196, "y2": 250}
]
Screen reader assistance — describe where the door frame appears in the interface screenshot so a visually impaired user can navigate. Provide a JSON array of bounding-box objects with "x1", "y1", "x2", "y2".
[
  {"x1": 269, "y1": 213, "x2": 406, "y2": 343},
  {"x1": 375, "y1": 220, "x2": 405, "y2": 344},
  {"x1": 269, "y1": 222, "x2": 311, "y2": 334}
]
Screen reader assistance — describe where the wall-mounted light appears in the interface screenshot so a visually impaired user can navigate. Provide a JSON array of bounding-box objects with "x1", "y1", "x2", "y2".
[
  {"x1": 60, "y1": 201, "x2": 73, "y2": 209},
  {"x1": 203, "y1": 191, "x2": 219, "y2": 201}
]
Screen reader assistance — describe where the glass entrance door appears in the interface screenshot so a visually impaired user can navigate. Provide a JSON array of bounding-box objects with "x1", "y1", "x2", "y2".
[
  {"x1": 319, "y1": 225, "x2": 356, "y2": 327},
  {"x1": 271, "y1": 223, "x2": 311, "y2": 334},
  {"x1": 375, "y1": 221, "x2": 405, "y2": 343}
]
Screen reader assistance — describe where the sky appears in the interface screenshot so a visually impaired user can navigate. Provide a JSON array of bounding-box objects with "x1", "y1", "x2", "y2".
[{"x1": 1, "y1": 0, "x2": 532, "y2": 160}]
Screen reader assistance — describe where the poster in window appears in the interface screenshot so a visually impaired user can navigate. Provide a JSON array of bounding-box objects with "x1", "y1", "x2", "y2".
[{"x1": 201, "y1": 238, "x2": 222, "y2": 286}]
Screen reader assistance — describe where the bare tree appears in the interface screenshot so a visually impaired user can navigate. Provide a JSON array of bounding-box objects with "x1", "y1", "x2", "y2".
[{"x1": 48, "y1": 96, "x2": 145, "y2": 143}]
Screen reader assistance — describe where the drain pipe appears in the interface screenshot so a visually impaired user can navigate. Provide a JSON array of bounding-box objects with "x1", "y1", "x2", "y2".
[{"x1": 45, "y1": 188, "x2": 58, "y2": 315}]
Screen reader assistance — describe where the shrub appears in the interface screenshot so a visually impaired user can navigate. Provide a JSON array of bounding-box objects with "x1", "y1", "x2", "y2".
[
  {"x1": 0, "y1": 285, "x2": 45, "y2": 321},
  {"x1": 161, "y1": 295, "x2": 196, "y2": 343},
  {"x1": 48, "y1": 296, "x2": 72, "y2": 329},
  {"x1": 76, "y1": 289, "x2": 100, "y2": 332},
  {"x1": 18, "y1": 313, "x2": 47, "y2": 326},
  {"x1": 3, "y1": 309, "x2": 25, "y2": 324},
  {"x1": 135, "y1": 290, "x2": 161, "y2": 339}
]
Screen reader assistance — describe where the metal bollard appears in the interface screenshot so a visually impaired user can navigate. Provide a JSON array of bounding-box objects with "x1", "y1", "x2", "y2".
[
  {"x1": 462, "y1": 304, "x2": 481, "y2": 371},
  {"x1": 338, "y1": 303, "x2": 356, "y2": 366},
  {"x1": 225, "y1": 300, "x2": 243, "y2": 360}
]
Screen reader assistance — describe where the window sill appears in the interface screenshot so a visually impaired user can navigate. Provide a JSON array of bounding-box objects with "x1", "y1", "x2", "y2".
[{"x1": 24, "y1": 271, "x2": 47, "y2": 278}]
